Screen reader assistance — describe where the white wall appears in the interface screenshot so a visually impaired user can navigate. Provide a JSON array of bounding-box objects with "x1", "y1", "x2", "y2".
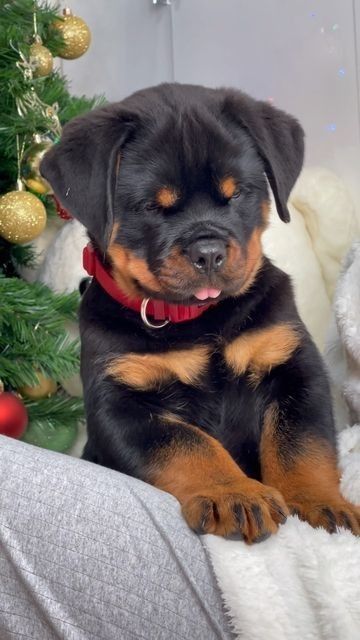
[
  {"x1": 62, "y1": 0, "x2": 173, "y2": 100},
  {"x1": 63, "y1": 0, "x2": 360, "y2": 215}
]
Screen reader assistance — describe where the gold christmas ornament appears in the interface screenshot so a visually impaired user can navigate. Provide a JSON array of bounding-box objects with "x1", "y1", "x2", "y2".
[
  {"x1": 19, "y1": 372, "x2": 57, "y2": 400},
  {"x1": 53, "y1": 8, "x2": 91, "y2": 60},
  {"x1": 0, "y1": 189, "x2": 47, "y2": 244},
  {"x1": 29, "y1": 40, "x2": 53, "y2": 78},
  {"x1": 22, "y1": 135, "x2": 53, "y2": 195}
]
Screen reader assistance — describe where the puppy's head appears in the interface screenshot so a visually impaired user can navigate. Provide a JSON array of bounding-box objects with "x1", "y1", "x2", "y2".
[{"x1": 41, "y1": 84, "x2": 304, "y2": 303}]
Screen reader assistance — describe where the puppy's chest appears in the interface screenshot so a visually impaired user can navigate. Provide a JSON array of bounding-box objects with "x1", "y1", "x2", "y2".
[
  {"x1": 109, "y1": 344, "x2": 267, "y2": 478},
  {"x1": 155, "y1": 360, "x2": 264, "y2": 441},
  {"x1": 106, "y1": 337, "x2": 270, "y2": 435},
  {"x1": 106, "y1": 320, "x2": 299, "y2": 410},
  {"x1": 105, "y1": 320, "x2": 300, "y2": 473}
]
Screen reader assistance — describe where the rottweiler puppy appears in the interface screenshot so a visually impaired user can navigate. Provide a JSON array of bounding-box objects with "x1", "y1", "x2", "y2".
[{"x1": 41, "y1": 83, "x2": 360, "y2": 543}]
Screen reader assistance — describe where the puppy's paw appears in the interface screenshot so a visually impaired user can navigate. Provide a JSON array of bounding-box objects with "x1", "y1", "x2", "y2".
[
  {"x1": 289, "y1": 499, "x2": 360, "y2": 536},
  {"x1": 182, "y1": 480, "x2": 289, "y2": 543}
]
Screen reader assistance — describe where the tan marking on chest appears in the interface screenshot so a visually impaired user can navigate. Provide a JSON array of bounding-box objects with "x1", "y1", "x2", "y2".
[
  {"x1": 224, "y1": 324, "x2": 300, "y2": 383},
  {"x1": 106, "y1": 345, "x2": 210, "y2": 390}
]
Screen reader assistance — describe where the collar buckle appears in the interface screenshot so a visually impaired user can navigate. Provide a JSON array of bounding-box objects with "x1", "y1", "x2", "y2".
[{"x1": 140, "y1": 298, "x2": 170, "y2": 329}]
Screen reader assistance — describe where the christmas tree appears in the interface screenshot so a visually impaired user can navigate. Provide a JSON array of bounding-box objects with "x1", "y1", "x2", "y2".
[{"x1": 0, "y1": 0, "x2": 103, "y2": 451}]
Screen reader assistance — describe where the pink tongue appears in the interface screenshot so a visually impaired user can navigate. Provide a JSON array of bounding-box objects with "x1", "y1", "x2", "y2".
[{"x1": 194, "y1": 288, "x2": 221, "y2": 301}]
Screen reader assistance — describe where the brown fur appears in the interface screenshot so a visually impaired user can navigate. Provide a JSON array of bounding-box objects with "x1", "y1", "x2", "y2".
[
  {"x1": 219, "y1": 176, "x2": 237, "y2": 199},
  {"x1": 237, "y1": 227, "x2": 264, "y2": 295},
  {"x1": 108, "y1": 242, "x2": 163, "y2": 299},
  {"x1": 108, "y1": 223, "x2": 264, "y2": 301},
  {"x1": 161, "y1": 411, "x2": 192, "y2": 427},
  {"x1": 159, "y1": 236, "x2": 262, "y2": 297},
  {"x1": 224, "y1": 324, "x2": 300, "y2": 382},
  {"x1": 148, "y1": 415, "x2": 289, "y2": 541},
  {"x1": 221, "y1": 237, "x2": 243, "y2": 280},
  {"x1": 158, "y1": 245, "x2": 197, "y2": 290},
  {"x1": 221, "y1": 233, "x2": 263, "y2": 295},
  {"x1": 106, "y1": 345, "x2": 210, "y2": 390},
  {"x1": 261, "y1": 405, "x2": 360, "y2": 533},
  {"x1": 156, "y1": 187, "x2": 179, "y2": 208}
]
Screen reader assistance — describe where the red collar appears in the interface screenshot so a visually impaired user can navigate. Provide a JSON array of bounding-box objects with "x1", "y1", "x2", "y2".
[{"x1": 83, "y1": 243, "x2": 214, "y2": 326}]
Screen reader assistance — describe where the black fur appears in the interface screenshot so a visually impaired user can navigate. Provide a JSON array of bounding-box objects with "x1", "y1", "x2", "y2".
[
  {"x1": 77, "y1": 261, "x2": 334, "y2": 480},
  {"x1": 41, "y1": 83, "x2": 335, "y2": 496}
]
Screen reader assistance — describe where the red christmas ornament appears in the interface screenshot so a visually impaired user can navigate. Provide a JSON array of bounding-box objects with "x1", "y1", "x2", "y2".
[
  {"x1": 53, "y1": 195, "x2": 73, "y2": 220},
  {"x1": 0, "y1": 392, "x2": 28, "y2": 439}
]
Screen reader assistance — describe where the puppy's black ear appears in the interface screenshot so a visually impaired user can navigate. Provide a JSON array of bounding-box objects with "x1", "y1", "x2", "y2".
[
  {"x1": 40, "y1": 104, "x2": 137, "y2": 249},
  {"x1": 221, "y1": 90, "x2": 304, "y2": 222}
]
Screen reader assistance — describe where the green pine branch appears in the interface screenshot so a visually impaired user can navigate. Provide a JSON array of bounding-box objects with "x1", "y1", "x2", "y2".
[
  {"x1": 0, "y1": 275, "x2": 81, "y2": 388},
  {"x1": 0, "y1": 238, "x2": 37, "y2": 274},
  {"x1": 25, "y1": 393, "x2": 84, "y2": 427},
  {"x1": 0, "y1": 0, "x2": 105, "y2": 194},
  {"x1": 0, "y1": 274, "x2": 79, "y2": 326},
  {"x1": 0, "y1": 0, "x2": 105, "y2": 272},
  {"x1": 0, "y1": 0, "x2": 102, "y2": 441},
  {"x1": 0, "y1": 335, "x2": 80, "y2": 388}
]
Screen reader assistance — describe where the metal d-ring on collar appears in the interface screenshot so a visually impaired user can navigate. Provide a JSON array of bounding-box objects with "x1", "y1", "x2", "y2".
[{"x1": 140, "y1": 298, "x2": 170, "y2": 329}]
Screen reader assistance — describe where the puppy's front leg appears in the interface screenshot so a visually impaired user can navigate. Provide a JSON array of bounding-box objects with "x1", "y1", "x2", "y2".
[
  {"x1": 261, "y1": 405, "x2": 360, "y2": 535},
  {"x1": 85, "y1": 387, "x2": 287, "y2": 543},
  {"x1": 150, "y1": 414, "x2": 288, "y2": 542},
  {"x1": 259, "y1": 348, "x2": 360, "y2": 536}
]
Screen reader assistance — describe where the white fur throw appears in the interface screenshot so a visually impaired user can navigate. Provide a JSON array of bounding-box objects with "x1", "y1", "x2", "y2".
[
  {"x1": 203, "y1": 426, "x2": 360, "y2": 640},
  {"x1": 325, "y1": 242, "x2": 360, "y2": 427}
]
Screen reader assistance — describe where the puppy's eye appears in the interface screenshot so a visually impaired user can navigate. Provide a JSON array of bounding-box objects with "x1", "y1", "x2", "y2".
[{"x1": 231, "y1": 190, "x2": 241, "y2": 200}]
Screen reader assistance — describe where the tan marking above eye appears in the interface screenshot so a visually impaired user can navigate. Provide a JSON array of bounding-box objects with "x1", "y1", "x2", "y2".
[
  {"x1": 219, "y1": 176, "x2": 237, "y2": 199},
  {"x1": 156, "y1": 187, "x2": 179, "y2": 209},
  {"x1": 106, "y1": 345, "x2": 210, "y2": 390},
  {"x1": 224, "y1": 323, "x2": 300, "y2": 383}
]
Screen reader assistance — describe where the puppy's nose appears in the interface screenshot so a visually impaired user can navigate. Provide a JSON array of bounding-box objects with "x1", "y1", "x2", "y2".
[{"x1": 188, "y1": 239, "x2": 227, "y2": 273}]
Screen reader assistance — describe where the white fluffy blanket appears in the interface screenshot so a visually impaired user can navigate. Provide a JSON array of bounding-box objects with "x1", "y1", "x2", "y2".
[
  {"x1": 325, "y1": 242, "x2": 360, "y2": 427},
  {"x1": 204, "y1": 426, "x2": 360, "y2": 640}
]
